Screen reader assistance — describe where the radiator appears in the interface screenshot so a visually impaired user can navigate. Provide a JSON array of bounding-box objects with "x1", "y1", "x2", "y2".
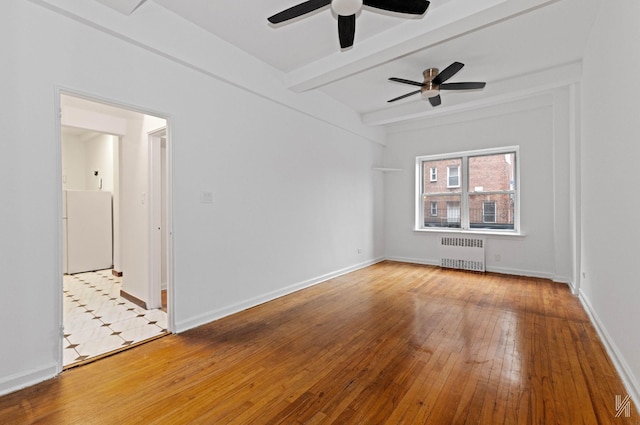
[{"x1": 439, "y1": 236, "x2": 485, "y2": 272}]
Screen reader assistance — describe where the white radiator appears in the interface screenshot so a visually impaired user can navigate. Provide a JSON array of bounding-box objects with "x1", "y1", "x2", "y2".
[{"x1": 439, "y1": 236, "x2": 485, "y2": 272}]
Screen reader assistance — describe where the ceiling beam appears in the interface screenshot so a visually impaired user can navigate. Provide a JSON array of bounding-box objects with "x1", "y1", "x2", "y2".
[
  {"x1": 285, "y1": 0, "x2": 561, "y2": 92},
  {"x1": 93, "y1": 0, "x2": 148, "y2": 16}
]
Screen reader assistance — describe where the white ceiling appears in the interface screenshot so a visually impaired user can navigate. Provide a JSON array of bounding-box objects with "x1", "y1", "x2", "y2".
[{"x1": 117, "y1": 0, "x2": 599, "y2": 125}]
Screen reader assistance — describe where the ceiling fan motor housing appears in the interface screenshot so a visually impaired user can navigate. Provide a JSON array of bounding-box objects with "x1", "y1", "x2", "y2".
[
  {"x1": 331, "y1": 0, "x2": 363, "y2": 16},
  {"x1": 421, "y1": 68, "x2": 439, "y2": 98}
]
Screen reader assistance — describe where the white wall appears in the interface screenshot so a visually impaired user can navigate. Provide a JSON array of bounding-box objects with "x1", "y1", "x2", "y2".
[
  {"x1": 84, "y1": 133, "x2": 115, "y2": 192},
  {"x1": 0, "y1": 0, "x2": 384, "y2": 395},
  {"x1": 383, "y1": 93, "x2": 573, "y2": 283},
  {"x1": 62, "y1": 131, "x2": 115, "y2": 191},
  {"x1": 61, "y1": 133, "x2": 86, "y2": 190},
  {"x1": 119, "y1": 114, "x2": 166, "y2": 307},
  {"x1": 581, "y1": 0, "x2": 640, "y2": 406}
]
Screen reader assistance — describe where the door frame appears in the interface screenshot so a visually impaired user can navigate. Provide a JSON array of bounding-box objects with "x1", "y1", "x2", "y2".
[
  {"x1": 148, "y1": 127, "x2": 168, "y2": 311},
  {"x1": 55, "y1": 87, "x2": 175, "y2": 371}
]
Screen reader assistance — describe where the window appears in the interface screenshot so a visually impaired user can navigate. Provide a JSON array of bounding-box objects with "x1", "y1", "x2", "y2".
[
  {"x1": 430, "y1": 167, "x2": 437, "y2": 182},
  {"x1": 447, "y1": 165, "x2": 460, "y2": 188},
  {"x1": 446, "y1": 201, "x2": 460, "y2": 224},
  {"x1": 416, "y1": 147, "x2": 518, "y2": 232},
  {"x1": 482, "y1": 201, "x2": 496, "y2": 223},
  {"x1": 430, "y1": 201, "x2": 438, "y2": 216}
]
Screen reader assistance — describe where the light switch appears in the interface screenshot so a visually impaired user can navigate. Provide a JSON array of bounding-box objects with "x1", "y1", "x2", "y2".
[{"x1": 200, "y1": 191, "x2": 214, "y2": 204}]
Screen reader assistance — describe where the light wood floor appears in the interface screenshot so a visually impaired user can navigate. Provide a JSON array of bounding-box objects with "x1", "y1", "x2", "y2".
[{"x1": 1, "y1": 261, "x2": 637, "y2": 424}]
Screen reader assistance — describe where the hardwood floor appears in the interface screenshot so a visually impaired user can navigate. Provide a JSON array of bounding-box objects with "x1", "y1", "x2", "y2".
[{"x1": 1, "y1": 261, "x2": 637, "y2": 424}]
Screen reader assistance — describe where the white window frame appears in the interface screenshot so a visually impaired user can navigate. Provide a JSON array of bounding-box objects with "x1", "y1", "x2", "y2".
[
  {"x1": 447, "y1": 165, "x2": 460, "y2": 188},
  {"x1": 415, "y1": 146, "x2": 520, "y2": 235},
  {"x1": 430, "y1": 167, "x2": 437, "y2": 182}
]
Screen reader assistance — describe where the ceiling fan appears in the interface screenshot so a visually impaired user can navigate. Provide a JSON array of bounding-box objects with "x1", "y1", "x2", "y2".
[
  {"x1": 268, "y1": 0, "x2": 430, "y2": 49},
  {"x1": 387, "y1": 62, "x2": 486, "y2": 106}
]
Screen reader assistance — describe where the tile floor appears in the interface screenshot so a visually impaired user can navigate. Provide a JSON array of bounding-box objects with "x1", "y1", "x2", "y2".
[{"x1": 63, "y1": 270, "x2": 168, "y2": 366}]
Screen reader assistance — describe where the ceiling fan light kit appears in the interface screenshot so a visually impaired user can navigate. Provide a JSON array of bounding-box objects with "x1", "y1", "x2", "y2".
[
  {"x1": 268, "y1": 0, "x2": 430, "y2": 49},
  {"x1": 388, "y1": 62, "x2": 486, "y2": 107},
  {"x1": 331, "y1": 0, "x2": 363, "y2": 16},
  {"x1": 420, "y1": 87, "x2": 439, "y2": 99},
  {"x1": 420, "y1": 68, "x2": 439, "y2": 99}
]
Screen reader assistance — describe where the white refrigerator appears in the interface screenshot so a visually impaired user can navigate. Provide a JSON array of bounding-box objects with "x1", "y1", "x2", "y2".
[{"x1": 63, "y1": 190, "x2": 113, "y2": 274}]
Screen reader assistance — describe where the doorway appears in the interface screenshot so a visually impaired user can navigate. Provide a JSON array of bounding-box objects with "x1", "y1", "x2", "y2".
[
  {"x1": 148, "y1": 128, "x2": 168, "y2": 312},
  {"x1": 59, "y1": 93, "x2": 172, "y2": 367}
]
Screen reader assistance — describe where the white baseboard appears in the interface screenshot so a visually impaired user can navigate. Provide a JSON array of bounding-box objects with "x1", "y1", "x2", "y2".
[
  {"x1": 175, "y1": 257, "x2": 385, "y2": 333},
  {"x1": 578, "y1": 290, "x2": 640, "y2": 415},
  {"x1": 0, "y1": 363, "x2": 59, "y2": 397},
  {"x1": 385, "y1": 256, "x2": 439, "y2": 267},
  {"x1": 386, "y1": 256, "x2": 559, "y2": 281}
]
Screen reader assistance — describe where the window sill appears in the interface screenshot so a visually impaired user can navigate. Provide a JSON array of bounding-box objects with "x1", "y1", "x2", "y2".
[{"x1": 413, "y1": 228, "x2": 525, "y2": 237}]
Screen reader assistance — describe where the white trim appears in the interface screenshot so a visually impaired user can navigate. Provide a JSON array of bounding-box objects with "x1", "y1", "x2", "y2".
[
  {"x1": 385, "y1": 256, "x2": 439, "y2": 267},
  {"x1": 569, "y1": 83, "x2": 582, "y2": 294},
  {"x1": 413, "y1": 228, "x2": 525, "y2": 237},
  {"x1": 386, "y1": 256, "x2": 559, "y2": 281},
  {"x1": 53, "y1": 87, "x2": 65, "y2": 377},
  {"x1": 0, "y1": 363, "x2": 59, "y2": 397},
  {"x1": 174, "y1": 257, "x2": 385, "y2": 333},
  {"x1": 148, "y1": 128, "x2": 167, "y2": 311},
  {"x1": 579, "y1": 291, "x2": 640, "y2": 414}
]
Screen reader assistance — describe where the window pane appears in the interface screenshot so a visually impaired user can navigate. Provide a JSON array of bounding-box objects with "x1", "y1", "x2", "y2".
[
  {"x1": 422, "y1": 158, "x2": 461, "y2": 194},
  {"x1": 482, "y1": 201, "x2": 496, "y2": 223},
  {"x1": 430, "y1": 167, "x2": 437, "y2": 182},
  {"x1": 447, "y1": 166, "x2": 460, "y2": 188},
  {"x1": 469, "y1": 193, "x2": 514, "y2": 229},
  {"x1": 423, "y1": 195, "x2": 461, "y2": 228},
  {"x1": 430, "y1": 201, "x2": 438, "y2": 216},
  {"x1": 469, "y1": 153, "x2": 515, "y2": 193}
]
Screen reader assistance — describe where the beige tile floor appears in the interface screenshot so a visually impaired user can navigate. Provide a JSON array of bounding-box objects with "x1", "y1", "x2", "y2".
[{"x1": 63, "y1": 270, "x2": 167, "y2": 366}]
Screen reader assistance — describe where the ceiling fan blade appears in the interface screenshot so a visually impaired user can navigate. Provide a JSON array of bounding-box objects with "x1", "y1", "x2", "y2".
[
  {"x1": 428, "y1": 95, "x2": 441, "y2": 107},
  {"x1": 268, "y1": 0, "x2": 331, "y2": 24},
  {"x1": 387, "y1": 89, "x2": 422, "y2": 102},
  {"x1": 439, "y1": 82, "x2": 486, "y2": 90},
  {"x1": 432, "y1": 62, "x2": 464, "y2": 85},
  {"x1": 338, "y1": 14, "x2": 356, "y2": 48},
  {"x1": 389, "y1": 77, "x2": 425, "y2": 87},
  {"x1": 364, "y1": 0, "x2": 430, "y2": 15}
]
